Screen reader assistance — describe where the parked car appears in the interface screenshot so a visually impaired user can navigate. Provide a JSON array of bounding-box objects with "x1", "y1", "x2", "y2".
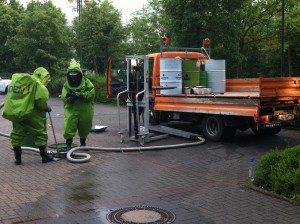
[{"x1": 0, "y1": 77, "x2": 11, "y2": 94}]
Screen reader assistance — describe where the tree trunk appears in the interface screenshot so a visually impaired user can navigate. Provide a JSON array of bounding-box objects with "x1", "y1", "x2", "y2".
[
  {"x1": 47, "y1": 62, "x2": 52, "y2": 73},
  {"x1": 93, "y1": 57, "x2": 98, "y2": 74},
  {"x1": 288, "y1": 46, "x2": 293, "y2": 77},
  {"x1": 237, "y1": 37, "x2": 245, "y2": 78}
]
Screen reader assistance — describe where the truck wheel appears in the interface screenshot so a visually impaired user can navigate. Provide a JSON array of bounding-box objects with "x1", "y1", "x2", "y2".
[
  {"x1": 202, "y1": 115, "x2": 224, "y2": 141},
  {"x1": 251, "y1": 126, "x2": 281, "y2": 136},
  {"x1": 4, "y1": 86, "x2": 8, "y2": 94}
]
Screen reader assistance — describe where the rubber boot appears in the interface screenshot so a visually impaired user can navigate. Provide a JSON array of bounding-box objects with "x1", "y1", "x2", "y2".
[
  {"x1": 80, "y1": 138, "x2": 86, "y2": 146},
  {"x1": 66, "y1": 138, "x2": 73, "y2": 151},
  {"x1": 13, "y1": 147, "x2": 22, "y2": 165},
  {"x1": 80, "y1": 138, "x2": 89, "y2": 151},
  {"x1": 39, "y1": 145, "x2": 53, "y2": 163}
]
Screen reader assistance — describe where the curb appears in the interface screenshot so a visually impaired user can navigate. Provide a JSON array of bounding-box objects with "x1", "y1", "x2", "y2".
[{"x1": 251, "y1": 184, "x2": 300, "y2": 206}]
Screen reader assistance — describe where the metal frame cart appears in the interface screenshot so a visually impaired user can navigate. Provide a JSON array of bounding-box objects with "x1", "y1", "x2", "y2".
[{"x1": 117, "y1": 55, "x2": 168, "y2": 145}]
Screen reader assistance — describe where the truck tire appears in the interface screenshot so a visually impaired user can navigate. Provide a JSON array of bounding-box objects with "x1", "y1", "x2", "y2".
[
  {"x1": 202, "y1": 115, "x2": 225, "y2": 141},
  {"x1": 251, "y1": 126, "x2": 281, "y2": 136}
]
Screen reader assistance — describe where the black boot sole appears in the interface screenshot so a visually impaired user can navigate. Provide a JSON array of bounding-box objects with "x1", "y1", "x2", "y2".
[{"x1": 15, "y1": 161, "x2": 22, "y2": 165}]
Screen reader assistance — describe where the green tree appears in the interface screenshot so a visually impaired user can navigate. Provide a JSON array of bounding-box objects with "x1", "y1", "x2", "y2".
[
  {"x1": 6, "y1": 1, "x2": 74, "y2": 72},
  {"x1": 0, "y1": 1, "x2": 23, "y2": 73},
  {"x1": 236, "y1": 0, "x2": 300, "y2": 77},
  {"x1": 237, "y1": 0, "x2": 282, "y2": 77},
  {"x1": 161, "y1": 0, "x2": 245, "y2": 76},
  {"x1": 124, "y1": 0, "x2": 166, "y2": 55},
  {"x1": 75, "y1": 0, "x2": 124, "y2": 74},
  {"x1": 283, "y1": 0, "x2": 300, "y2": 76}
]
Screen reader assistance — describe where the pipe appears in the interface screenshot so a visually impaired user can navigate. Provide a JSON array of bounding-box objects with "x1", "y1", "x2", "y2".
[
  {"x1": 20, "y1": 146, "x2": 92, "y2": 162},
  {"x1": 1, "y1": 101, "x2": 206, "y2": 163},
  {"x1": 1, "y1": 129, "x2": 205, "y2": 163},
  {"x1": 0, "y1": 132, "x2": 10, "y2": 138},
  {"x1": 66, "y1": 136, "x2": 205, "y2": 163},
  {"x1": 2, "y1": 134, "x2": 205, "y2": 163}
]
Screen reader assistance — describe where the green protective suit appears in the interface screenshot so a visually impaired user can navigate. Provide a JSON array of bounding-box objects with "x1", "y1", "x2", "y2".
[
  {"x1": 3, "y1": 67, "x2": 51, "y2": 147},
  {"x1": 61, "y1": 63, "x2": 95, "y2": 140}
]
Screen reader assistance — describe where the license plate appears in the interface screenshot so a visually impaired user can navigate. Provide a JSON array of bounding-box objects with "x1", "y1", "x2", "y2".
[
  {"x1": 265, "y1": 123, "x2": 281, "y2": 128},
  {"x1": 278, "y1": 114, "x2": 294, "y2": 121}
]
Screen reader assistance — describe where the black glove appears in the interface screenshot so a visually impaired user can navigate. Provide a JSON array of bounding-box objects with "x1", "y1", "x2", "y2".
[
  {"x1": 66, "y1": 92, "x2": 77, "y2": 102},
  {"x1": 66, "y1": 92, "x2": 75, "y2": 99},
  {"x1": 75, "y1": 92, "x2": 84, "y2": 99},
  {"x1": 45, "y1": 104, "x2": 52, "y2": 112}
]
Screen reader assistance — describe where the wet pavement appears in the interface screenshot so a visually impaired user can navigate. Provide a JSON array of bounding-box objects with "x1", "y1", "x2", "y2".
[{"x1": 0, "y1": 95, "x2": 300, "y2": 224}]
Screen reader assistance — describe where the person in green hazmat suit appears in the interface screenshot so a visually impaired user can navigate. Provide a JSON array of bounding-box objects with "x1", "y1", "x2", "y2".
[
  {"x1": 61, "y1": 63, "x2": 95, "y2": 150},
  {"x1": 2, "y1": 67, "x2": 53, "y2": 165}
]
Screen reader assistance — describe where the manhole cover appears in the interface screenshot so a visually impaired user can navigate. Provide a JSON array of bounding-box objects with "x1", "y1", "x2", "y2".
[{"x1": 107, "y1": 206, "x2": 176, "y2": 224}]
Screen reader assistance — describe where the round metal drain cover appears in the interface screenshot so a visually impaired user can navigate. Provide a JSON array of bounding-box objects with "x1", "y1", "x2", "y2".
[{"x1": 107, "y1": 206, "x2": 175, "y2": 224}]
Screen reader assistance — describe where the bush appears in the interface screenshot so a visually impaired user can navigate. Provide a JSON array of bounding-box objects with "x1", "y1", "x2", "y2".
[
  {"x1": 48, "y1": 76, "x2": 66, "y2": 97},
  {"x1": 253, "y1": 146, "x2": 300, "y2": 201},
  {"x1": 85, "y1": 73, "x2": 117, "y2": 104}
]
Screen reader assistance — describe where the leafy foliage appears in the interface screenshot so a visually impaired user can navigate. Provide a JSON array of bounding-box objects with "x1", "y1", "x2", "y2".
[
  {"x1": 86, "y1": 73, "x2": 116, "y2": 104},
  {"x1": 74, "y1": 0, "x2": 124, "y2": 74},
  {"x1": 160, "y1": 0, "x2": 300, "y2": 78},
  {"x1": 124, "y1": 0, "x2": 165, "y2": 55},
  {"x1": 6, "y1": 1, "x2": 74, "y2": 72},
  {"x1": 48, "y1": 75, "x2": 66, "y2": 97},
  {"x1": 161, "y1": 0, "x2": 245, "y2": 76},
  {"x1": 254, "y1": 146, "x2": 300, "y2": 201},
  {"x1": 1, "y1": 0, "x2": 300, "y2": 79},
  {"x1": 0, "y1": 1, "x2": 23, "y2": 73}
]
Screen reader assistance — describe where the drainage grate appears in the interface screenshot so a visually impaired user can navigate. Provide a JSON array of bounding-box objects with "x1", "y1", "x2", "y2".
[{"x1": 107, "y1": 206, "x2": 176, "y2": 224}]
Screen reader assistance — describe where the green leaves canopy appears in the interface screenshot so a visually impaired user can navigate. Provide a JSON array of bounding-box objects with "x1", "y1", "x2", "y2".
[
  {"x1": 6, "y1": 1, "x2": 74, "y2": 72},
  {"x1": 0, "y1": 1, "x2": 22, "y2": 72},
  {"x1": 160, "y1": 0, "x2": 300, "y2": 77},
  {"x1": 1, "y1": 0, "x2": 300, "y2": 77},
  {"x1": 74, "y1": 0, "x2": 124, "y2": 73}
]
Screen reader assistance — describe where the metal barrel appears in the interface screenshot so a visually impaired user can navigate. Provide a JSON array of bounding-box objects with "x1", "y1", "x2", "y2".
[
  {"x1": 205, "y1": 60, "x2": 226, "y2": 93},
  {"x1": 160, "y1": 58, "x2": 182, "y2": 94}
]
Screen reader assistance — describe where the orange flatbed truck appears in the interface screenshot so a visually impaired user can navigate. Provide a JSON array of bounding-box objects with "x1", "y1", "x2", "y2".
[{"x1": 107, "y1": 51, "x2": 300, "y2": 141}]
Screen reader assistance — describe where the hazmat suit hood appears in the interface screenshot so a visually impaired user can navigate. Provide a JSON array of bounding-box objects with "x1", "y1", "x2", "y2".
[
  {"x1": 32, "y1": 67, "x2": 51, "y2": 87},
  {"x1": 66, "y1": 63, "x2": 83, "y2": 89}
]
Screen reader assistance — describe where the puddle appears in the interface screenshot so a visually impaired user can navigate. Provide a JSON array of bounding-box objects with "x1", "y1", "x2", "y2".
[{"x1": 96, "y1": 208, "x2": 112, "y2": 224}]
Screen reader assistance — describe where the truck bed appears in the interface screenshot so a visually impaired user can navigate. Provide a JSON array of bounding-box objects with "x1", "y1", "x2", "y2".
[{"x1": 154, "y1": 77, "x2": 300, "y2": 117}]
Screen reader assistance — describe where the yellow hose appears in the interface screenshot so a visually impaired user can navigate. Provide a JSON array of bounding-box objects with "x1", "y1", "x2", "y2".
[{"x1": 201, "y1": 47, "x2": 211, "y2": 60}]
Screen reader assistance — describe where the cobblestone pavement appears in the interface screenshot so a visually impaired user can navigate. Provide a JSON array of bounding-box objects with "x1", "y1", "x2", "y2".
[{"x1": 0, "y1": 96, "x2": 299, "y2": 224}]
